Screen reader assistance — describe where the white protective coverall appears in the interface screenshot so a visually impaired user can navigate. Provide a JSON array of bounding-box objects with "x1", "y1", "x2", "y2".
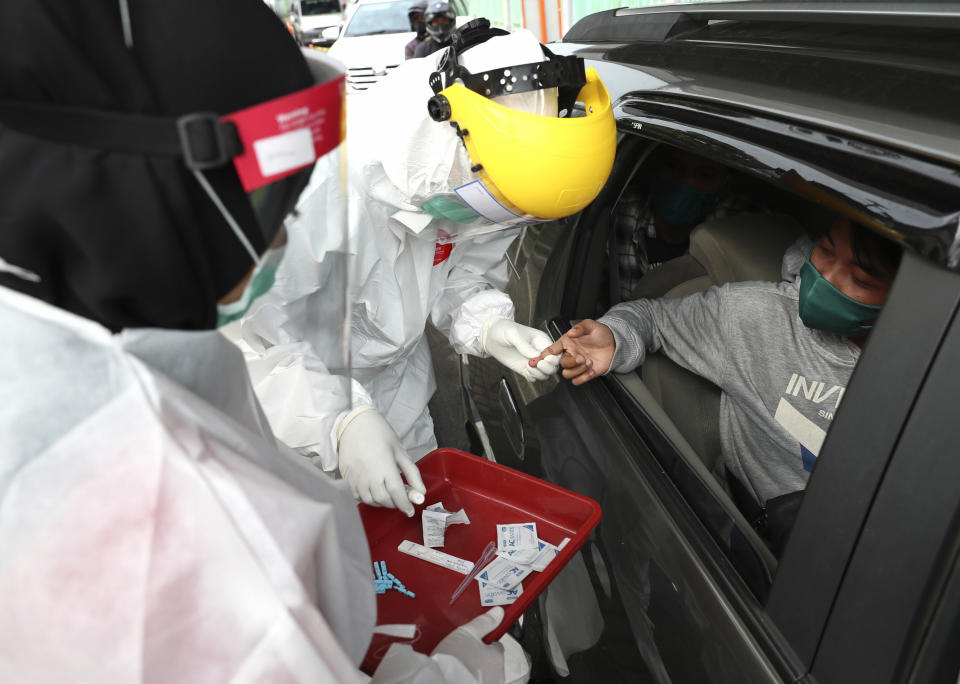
[
  {"x1": 0, "y1": 285, "x2": 523, "y2": 683},
  {"x1": 235, "y1": 31, "x2": 558, "y2": 468}
]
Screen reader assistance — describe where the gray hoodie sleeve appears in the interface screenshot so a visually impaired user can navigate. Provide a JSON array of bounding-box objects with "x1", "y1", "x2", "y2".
[{"x1": 597, "y1": 286, "x2": 730, "y2": 388}]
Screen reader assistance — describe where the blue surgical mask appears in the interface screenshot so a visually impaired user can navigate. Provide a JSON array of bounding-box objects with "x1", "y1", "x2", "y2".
[
  {"x1": 216, "y1": 244, "x2": 286, "y2": 327},
  {"x1": 651, "y1": 178, "x2": 721, "y2": 228},
  {"x1": 798, "y1": 252, "x2": 881, "y2": 337}
]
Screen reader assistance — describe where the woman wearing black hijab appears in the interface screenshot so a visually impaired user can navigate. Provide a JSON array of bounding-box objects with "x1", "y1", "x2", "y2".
[
  {"x1": 0, "y1": 0, "x2": 315, "y2": 329},
  {"x1": 0, "y1": 2, "x2": 519, "y2": 681},
  {"x1": 0, "y1": 0, "x2": 381, "y2": 679}
]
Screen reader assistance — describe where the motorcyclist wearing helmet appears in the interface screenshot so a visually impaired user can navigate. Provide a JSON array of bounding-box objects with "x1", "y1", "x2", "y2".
[
  {"x1": 404, "y1": 0, "x2": 428, "y2": 59},
  {"x1": 413, "y1": 0, "x2": 455, "y2": 58}
]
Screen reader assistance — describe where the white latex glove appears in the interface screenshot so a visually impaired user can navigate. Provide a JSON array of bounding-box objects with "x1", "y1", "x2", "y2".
[
  {"x1": 480, "y1": 317, "x2": 561, "y2": 382},
  {"x1": 337, "y1": 406, "x2": 427, "y2": 517},
  {"x1": 431, "y1": 607, "x2": 531, "y2": 684}
]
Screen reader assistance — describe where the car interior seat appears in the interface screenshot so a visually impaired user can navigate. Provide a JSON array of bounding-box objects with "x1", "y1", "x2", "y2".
[{"x1": 625, "y1": 212, "x2": 805, "y2": 475}]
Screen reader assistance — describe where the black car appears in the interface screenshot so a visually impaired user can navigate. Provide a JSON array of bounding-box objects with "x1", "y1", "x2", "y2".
[{"x1": 458, "y1": 4, "x2": 960, "y2": 682}]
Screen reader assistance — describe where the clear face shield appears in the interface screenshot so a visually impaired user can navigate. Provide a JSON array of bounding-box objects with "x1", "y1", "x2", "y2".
[{"x1": 209, "y1": 50, "x2": 353, "y2": 411}]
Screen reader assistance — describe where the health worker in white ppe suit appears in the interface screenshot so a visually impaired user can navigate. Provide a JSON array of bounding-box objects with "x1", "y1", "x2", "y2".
[
  {"x1": 232, "y1": 20, "x2": 617, "y2": 515},
  {"x1": 0, "y1": 2, "x2": 527, "y2": 682}
]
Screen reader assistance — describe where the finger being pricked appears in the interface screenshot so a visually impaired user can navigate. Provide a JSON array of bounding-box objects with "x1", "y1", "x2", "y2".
[{"x1": 536, "y1": 338, "x2": 566, "y2": 361}]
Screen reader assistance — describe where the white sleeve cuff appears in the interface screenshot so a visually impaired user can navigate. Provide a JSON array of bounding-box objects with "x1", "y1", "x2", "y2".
[{"x1": 448, "y1": 289, "x2": 515, "y2": 356}]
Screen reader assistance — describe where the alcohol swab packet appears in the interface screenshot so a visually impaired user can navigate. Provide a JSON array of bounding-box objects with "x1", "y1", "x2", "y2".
[
  {"x1": 498, "y1": 538, "x2": 546, "y2": 565},
  {"x1": 422, "y1": 502, "x2": 470, "y2": 548},
  {"x1": 529, "y1": 537, "x2": 571, "y2": 572},
  {"x1": 479, "y1": 580, "x2": 523, "y2": 606},
  {"x1": 474, "y1": 554, "x2": 533, "y2": 591},
  {"x1": 496, "y1": 523, "x2": 538, "y2": 555}
]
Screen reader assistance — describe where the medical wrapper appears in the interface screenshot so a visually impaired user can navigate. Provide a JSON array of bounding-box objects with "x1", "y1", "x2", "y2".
[
  {"x1": 422, "y1": 502, "x2": 470, "y2": 547},
  {"x1": 474, "y1": 554, "x2": 533, "y2": 591},
  {"x1": 479, "y1": 580, "x2": 524, "y2": 606},
  {"x1": 496, "y1": 522, "x2": 540, "y2": 564}
]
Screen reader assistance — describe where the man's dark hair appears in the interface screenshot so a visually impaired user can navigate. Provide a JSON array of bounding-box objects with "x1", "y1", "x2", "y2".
[
  {"x1": 806, "y1": 204, "x2": 903, "y2": 282},
  {"x1": 849, "y1": 220, "x2": 902, "y2": 281}
]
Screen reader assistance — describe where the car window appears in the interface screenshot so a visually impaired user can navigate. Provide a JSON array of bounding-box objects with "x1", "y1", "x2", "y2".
[
  {"x1": 603, "y1": 141, "x2": 911, "y2": 598},
  {"x1": 301, "y1": 0, "x2": 341, "y2": 15},
  {"x1": 343, "y1": 1, "x2": 410, "y2": 36},
  {"x1": 596, "y1": 140, "x2": 881, "y2": 595}
]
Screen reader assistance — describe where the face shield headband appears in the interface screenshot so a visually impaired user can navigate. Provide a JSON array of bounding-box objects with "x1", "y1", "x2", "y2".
[
  {"x1": 428, "y1": 21, "x2": 587, "y2": 118},
  {"x1": 421, "y1": 20, "x2": 616, "y2": 231},
  {"x1": 0, "y1": 57, "x2": 345, "y2": 267}
]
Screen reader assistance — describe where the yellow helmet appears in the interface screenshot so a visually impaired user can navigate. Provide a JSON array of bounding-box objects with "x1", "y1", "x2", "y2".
[{"x1": 424, "y1": 22, "x2": 616, "y2": 225}]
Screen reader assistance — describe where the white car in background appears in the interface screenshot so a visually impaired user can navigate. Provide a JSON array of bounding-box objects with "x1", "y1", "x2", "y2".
[
  {"x1": 328, "y1": 0, "x2": 469, "y2": 93},
  {"x1": 290, "y1": 0, "x2": 344, "y2": 48}
]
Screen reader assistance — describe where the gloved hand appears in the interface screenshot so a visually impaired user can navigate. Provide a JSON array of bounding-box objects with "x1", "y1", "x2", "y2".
[
  {"x1": 337, "y1": 406, "x2": 427, "y2": 517},
  {"x1": 432, "y1": 607, "x2": 531, "y2": 684},
  {"x1": 481, "y1": 317, "x2": 561, "y2": 382}
]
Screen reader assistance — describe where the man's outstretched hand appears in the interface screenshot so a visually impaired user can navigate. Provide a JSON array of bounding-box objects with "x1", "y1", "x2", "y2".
[{"x1": 530, "y1": 319, "x2": 615, "y2": 386}]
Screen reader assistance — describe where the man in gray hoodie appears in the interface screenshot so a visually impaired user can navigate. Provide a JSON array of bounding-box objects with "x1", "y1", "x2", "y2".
[{"x1": 534, "y1": 216, "x2": 900, "y2": 510}]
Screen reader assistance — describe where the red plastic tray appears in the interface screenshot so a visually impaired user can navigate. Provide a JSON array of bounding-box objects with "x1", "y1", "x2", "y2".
[{"x1": 359, "y1": 448, "x2": 601, "y2": 674}]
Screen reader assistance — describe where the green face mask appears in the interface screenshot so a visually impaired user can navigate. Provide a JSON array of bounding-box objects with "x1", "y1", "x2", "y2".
[
  {"x1": 216, "y1": 245, "x2": 286, "y2": 327},
  {"x1": 798, "y1": 254, "x2": 881, "y2": 337},
  {"x1": 420, "y1": 195, "x2": 481, "y2": 223}
]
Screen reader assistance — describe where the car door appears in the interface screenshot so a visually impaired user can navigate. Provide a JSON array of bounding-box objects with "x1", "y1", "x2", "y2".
[
  {"x1": 460, "y1": 96, "x2": 960, "y2": 680},
  {"x1": 462, "y1": 133, "x2": 796, "y2": 682},
  {"x1": 771, "y1": 249, "x2": 960, "y2": 684}
]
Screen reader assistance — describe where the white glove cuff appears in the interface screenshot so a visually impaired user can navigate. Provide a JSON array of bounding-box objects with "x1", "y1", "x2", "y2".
[
  {"x1": 479, "y1": 315, "x2": 512, "y2": 352},
  {"x1": 335, "y1": 404, "x2": 380, "y2": 448},
  {"x1": 449, "y1": 290, "x2": 515, "y2": 356}
]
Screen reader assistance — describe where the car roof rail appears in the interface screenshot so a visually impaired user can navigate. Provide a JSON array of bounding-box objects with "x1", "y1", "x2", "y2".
[{"x1": 564, "y1": 1, "x2": 960, "y2": 43}]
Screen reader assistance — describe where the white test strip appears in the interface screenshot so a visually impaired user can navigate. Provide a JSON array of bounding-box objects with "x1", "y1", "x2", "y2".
[{"x1": 398, "y1": 540, "x2": 474, "y2": 574}]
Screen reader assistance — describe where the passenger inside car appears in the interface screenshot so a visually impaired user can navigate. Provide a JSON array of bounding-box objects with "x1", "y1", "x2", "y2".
[
  {"x1": 536, "y1": 214, "x2": 901, "y2": 555},
  {"x1": 613, "y1": 145, "x2": 764, "y2": 300}
]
